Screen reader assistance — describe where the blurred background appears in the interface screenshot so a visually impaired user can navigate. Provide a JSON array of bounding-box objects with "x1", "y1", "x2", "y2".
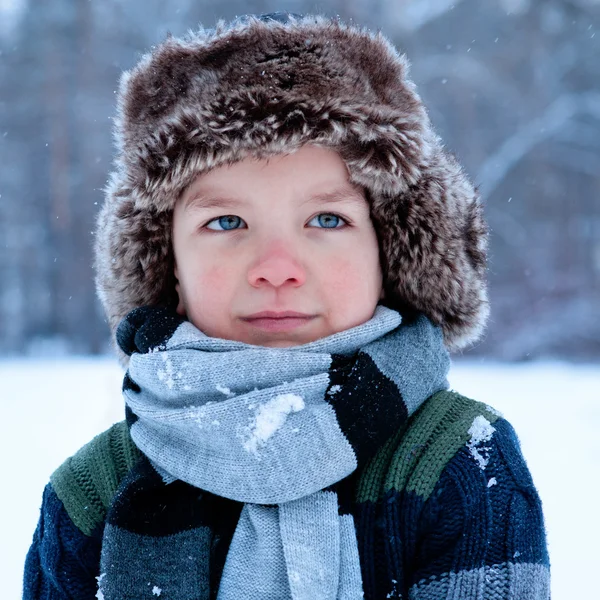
[
  {"x1": 1, "y1": 1, "x2": 599, "y2": 599},
  {"x1": 0, "y1": 0, "x2": 599, "y2": 361}
]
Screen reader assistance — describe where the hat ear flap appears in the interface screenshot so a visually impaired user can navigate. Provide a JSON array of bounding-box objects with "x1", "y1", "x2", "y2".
[{"x1": 372, "y1": 149, "x2": 489, "y2": 351}]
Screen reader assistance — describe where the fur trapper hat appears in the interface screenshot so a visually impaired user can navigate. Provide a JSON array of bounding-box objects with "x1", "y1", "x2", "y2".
[{"x1": 94, "y1": 12, "x2": 489, "y2": 362}]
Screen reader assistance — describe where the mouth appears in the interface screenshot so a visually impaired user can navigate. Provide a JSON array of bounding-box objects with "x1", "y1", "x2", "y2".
[{"x1": 240, "y1": 316, "x2": 316, "y2": 332}]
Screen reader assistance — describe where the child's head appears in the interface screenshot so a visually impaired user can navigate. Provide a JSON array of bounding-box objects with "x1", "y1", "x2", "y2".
[
  {"x1": 172, "y1": 144, "x2": 384, "y2": 347},
  {"x1": 95, "y1": 12, "x2": 489, "y2": 364}
]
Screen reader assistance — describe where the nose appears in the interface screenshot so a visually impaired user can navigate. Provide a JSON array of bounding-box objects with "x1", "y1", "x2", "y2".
[{"x1": 247, "y1": 240, "x2": 307, "y2": 290}]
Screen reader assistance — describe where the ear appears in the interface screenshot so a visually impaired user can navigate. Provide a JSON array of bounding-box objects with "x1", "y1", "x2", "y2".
[{"x1": 174, "y1": 264, "x2": 186, "y2": 317}]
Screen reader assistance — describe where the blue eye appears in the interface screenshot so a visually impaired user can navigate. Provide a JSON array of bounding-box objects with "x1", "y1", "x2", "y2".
[
  {"x1": 205, "y1": 216, "x2": 244, "y2": 231},
  {"x1": 308, "y1": 214, "x2": 346, "y2": 229},
  {"x1": 204, "y1": 213, "x2": 349, "y2": 231}
]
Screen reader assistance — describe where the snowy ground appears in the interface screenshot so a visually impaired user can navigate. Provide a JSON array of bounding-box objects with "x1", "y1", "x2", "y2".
[{"x1": 1, "y1": 357, "x2": 598, "y2": 598}]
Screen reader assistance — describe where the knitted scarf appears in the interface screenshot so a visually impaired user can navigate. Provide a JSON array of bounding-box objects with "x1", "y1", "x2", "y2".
[{"x1": 100, "y1": 305, "x2": 450, "y2": 600}]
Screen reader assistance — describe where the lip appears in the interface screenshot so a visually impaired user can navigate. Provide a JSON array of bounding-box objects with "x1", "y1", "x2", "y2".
[
  {"x1": 242, "y1": 311, "x2": 314, "y2": 319},
  {"x1": 240, "y1": 311, "x2": 316, "y2": 332}
]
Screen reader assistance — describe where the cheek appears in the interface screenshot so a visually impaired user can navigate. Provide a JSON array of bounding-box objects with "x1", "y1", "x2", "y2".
[
  {"x1": 321, "y1": 257, "x2": 363, "y2": 293},
  {"x1": 202, "y1": 264, "x2": 236, "y2": 295},
  {"x1": 318, "y1": 242, "x2": 381, "y2": 299},
  {"x1": 180, "y1": 260, "x2": 229, "y2": 297}
]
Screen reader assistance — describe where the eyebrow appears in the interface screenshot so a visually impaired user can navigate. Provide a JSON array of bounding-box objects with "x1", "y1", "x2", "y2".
[{"x1": 184, "y1": 185, "x2": 366, "y2": 213}]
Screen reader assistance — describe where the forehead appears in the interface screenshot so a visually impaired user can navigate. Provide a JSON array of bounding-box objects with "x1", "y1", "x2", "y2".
[
  {"x1": 180, "y1": 145, "x2": 369, "y2": 212},
  {"x1": 183, "y1": 182, "x2": 367, "y2": 213}
]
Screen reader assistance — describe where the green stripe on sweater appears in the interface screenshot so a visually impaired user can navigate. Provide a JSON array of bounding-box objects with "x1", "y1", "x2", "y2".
[
  {"x1": 385, "y1": 391, "x2": 500, "y2": 500},
  {"x1": 50, "y1": 421, "x2": 141, "y2": 536},
  {"x1": 356, "y1": 391, "x2": 501, "y2": 504},
  {"x1": 355, "y1": 420, "x2": 408, "y2": 505}
]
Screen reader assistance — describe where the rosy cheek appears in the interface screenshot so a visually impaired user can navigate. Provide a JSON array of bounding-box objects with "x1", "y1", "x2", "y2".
[
  {"x1": 204, "y1": 264, "x2": 234, "y2": 292},
  {"x1": 324, "y1": 258, "x2": 357, "y2": 293}
]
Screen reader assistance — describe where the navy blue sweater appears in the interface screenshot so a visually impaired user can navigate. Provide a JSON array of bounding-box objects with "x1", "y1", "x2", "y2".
[{"x1": 24, "y1": 391, "x2": 550, "y2": 599}]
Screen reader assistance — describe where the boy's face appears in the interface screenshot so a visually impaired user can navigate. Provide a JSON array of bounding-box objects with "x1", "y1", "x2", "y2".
[{"x1": 172, "y1": 144, "x2": 384, "y2": 347}]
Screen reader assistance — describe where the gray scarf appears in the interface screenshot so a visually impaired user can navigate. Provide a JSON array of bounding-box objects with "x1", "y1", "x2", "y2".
[{"x1": 120, "y1": 305, "x2": 450, "y2": 599}]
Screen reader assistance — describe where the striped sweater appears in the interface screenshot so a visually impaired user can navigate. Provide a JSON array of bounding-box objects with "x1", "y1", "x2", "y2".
[{"x1": 23, "y1": 390, "x2": 550, "y2": 599}]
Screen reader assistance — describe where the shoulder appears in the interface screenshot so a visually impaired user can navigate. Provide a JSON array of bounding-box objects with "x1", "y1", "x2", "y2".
[
  {"x1": 49, "y1": 420, "x2": 142, "y2": 536},
  {"x1": 23, "y1": 424, "x2": 138, "y2": 593},
  {"x1": 398, "y1": 394, "x2": 550, "y2": 594},
  {"x1": 398, "y1": 391, "x2": 501, "y2": 493},
  {"x1": 386, "y1": 389, "x2": 534, "y2": 498},
  {"x1": 356, "y1": 390, "x2": 530, "y2": 504}
]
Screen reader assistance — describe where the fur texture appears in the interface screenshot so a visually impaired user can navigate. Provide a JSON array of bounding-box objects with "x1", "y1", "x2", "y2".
[{"x1": 94, "y1": 13, "x2": 489, "y2": 364}]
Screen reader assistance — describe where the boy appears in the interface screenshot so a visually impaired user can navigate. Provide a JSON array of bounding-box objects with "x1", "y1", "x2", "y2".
[{"x1": 24, "y1": 12, "x2": 550, "y2": 600}]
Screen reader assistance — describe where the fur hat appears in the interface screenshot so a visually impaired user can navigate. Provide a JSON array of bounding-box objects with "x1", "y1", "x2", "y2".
[{"x1": 94, "y1": 12, "x2": 489, "y2": 363}]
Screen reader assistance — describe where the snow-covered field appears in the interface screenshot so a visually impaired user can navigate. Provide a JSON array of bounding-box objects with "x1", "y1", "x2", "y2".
[{"x1": 1, "y1": 357, "x2": 598, "y2": 598}]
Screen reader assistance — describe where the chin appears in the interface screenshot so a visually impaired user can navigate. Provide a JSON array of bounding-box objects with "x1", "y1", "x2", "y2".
[{"x1": 264, "y1": 340, "x2": 303, "y2": 348}]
